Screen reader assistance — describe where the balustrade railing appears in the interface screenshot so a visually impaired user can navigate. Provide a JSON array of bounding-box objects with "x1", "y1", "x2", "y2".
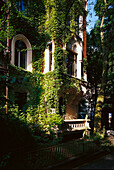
[
  {"x1": 58, "y1": 118, "x2": 91, "y2": 133},
  {"x1": 47, "y1": 109, "x2": 91, "y2": 132}
]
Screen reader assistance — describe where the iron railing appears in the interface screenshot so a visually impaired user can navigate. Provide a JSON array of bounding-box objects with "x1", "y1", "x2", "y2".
[{"x1": 11, "y1": 140, "x2": 99, "y2": 169}]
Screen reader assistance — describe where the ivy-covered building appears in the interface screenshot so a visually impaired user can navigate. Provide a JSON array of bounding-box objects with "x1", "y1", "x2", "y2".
[{"x1": 0, "y1": 0, "x2": 91, "y2": 132}]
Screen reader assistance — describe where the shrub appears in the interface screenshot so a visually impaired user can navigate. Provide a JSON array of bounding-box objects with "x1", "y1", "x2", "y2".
[{"x1": 26, "y1": 106, "x2": 63, "y2": 137}]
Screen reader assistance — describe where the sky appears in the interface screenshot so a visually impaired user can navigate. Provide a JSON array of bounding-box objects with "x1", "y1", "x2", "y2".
[{"x1": 87, "y1": 0, "x2": 98, "y2": 33}]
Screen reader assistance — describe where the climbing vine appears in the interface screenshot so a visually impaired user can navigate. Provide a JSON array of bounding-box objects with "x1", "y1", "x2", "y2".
[
  {"x1": 43, "y1": 0, "x2": 86, "y2": 114},
  {"x1": 0, "y1": 0, "x2": 86, "y2": 135}
]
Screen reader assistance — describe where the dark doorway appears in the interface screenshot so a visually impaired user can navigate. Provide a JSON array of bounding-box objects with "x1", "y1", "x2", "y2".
[{"x1": 15, "y1": 92, "x2": 27, "y2": 112}]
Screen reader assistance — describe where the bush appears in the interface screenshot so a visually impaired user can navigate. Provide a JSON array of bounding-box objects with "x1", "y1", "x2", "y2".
[
  {"x1": 89, "y1": 127, "x2": 112, "y2": 151},
  {"x1": 0, "y1": 111, "x2": 36, "y2": 168},
  {"x1": 26, "y1": 106, "x2": 63, "y2": 137},
  {"x1": 0, "y1": 114, "x2": 34, "y2": 152}
]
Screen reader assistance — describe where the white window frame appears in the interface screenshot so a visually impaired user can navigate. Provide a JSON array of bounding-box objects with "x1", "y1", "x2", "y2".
[{"x1": 11, "y1": 34, "x2": 32, "y2": 71}]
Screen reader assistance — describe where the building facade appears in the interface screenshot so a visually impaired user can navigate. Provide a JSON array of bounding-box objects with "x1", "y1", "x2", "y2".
[{"x1": 0, "y1": 0, "x2": 92, "y2": 132}]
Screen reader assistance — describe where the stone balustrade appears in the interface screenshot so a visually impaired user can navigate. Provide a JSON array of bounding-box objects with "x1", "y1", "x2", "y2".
[
  {"x1": 47, "y1": 108, "x2": 91, "y2": 132},
  {"x1": 64, "y1": 119, "x2": 91, "y2": 131},
  {"x1": 56, "y1": 118, "x2": 91, "y2": 133}
]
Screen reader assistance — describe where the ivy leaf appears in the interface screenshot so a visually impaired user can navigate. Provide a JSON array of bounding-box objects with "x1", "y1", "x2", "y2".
[
  {"x1": 2, "y1": 75, "x2": 7, "y2": 80},
  {"x1": 10, "y1": 77, "x2": 16, "y2": 83},
  {"x1": 23, "y1": 77, "x2": 27, "y2": 82}
]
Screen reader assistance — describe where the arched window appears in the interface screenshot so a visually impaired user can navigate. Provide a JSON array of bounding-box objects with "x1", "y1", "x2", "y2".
[
  {"x1": 15, "y1": 40, "x2": 27, "y2": 69},
  {"x1": 11, "y1": 34, "x2": 32, "y2": 71}
]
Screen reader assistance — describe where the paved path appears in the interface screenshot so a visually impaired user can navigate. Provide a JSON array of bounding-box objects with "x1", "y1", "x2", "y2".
[{"x1": 74, "y1": 152, "x2": 114, "y2": 169}]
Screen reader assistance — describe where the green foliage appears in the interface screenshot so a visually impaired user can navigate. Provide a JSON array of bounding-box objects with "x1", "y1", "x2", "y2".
[
  {"x1": 0, "y1": 0, "x2": 86, "y2": 144},
  {"x1": 41, "y1": 71, "x2": 56, "y2": 107},
  {"x1": 0, "y1": 152, "x2": 11, "y2": 168},
  {"x1": 54, "y1": 46, "x2": 66, "y2": 74},
  {"x1": 26, "y1": 105, "x2": 63, "y2": 136},
  {"x1": 40, "y1": 112, "x2": 63, "y2": 134},
  {"x1": 8, "y1": 64, "x2": 41, "y2": 107},
  {"x1": 0, "y1": 0, "x2": 47, "y2": 74},
  {"x1": 84, "y1": 126, "x2": 112, "y2": 151},
  {"x1": 40, "y1": 68, "x2": 80, "y2": 116},
  {"x1": 45, "y1": 0, "x2": 86, "y2": 42},
  {"x1": 94, "y1": 0, "x2": 114, "y2": 95},
  {"x1": 87, "y1": 0, "x2": 114, "y2": 131},
  {"x1": 8, "y1": 104, "x2": 20, "y2": 118},
  {"x1": 44, "y1": 0, "x2": 85, "y2": 115},
  {"x1": 87, "y1": 28, "x2": 102, "y2": 87},
  {"x1": 0, "y1": 113, "x2": 35, "y2": 164},
  {"x1": 0, "y1": 104, "x2": 6, "y2": 115}
]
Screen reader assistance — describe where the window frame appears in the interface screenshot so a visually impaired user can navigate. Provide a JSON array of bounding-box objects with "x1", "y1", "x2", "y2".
[
  {"x1": 66, "y1": 47, "x2": 77, "y2": 77},
  {"x1": 11, "y1": 34, "x2": 32, "y2": 71},
  {"x1": 15, "y1": 40, "x2": 27, "y2": 69}
]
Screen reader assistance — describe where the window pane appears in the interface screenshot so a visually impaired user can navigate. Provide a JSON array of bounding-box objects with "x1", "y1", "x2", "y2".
[
  {"x1": 67, "y1": 52, "x2": 74, "y2": 75},
  {"x1": 15, "y1": 40, "x2": 27, "y2": 69},
  {"x1": 17, "y1": 0, "x2": 25, "y2": 11},
  {"x1": 66, "y1": 50, "x2": 77, "y2": 77},
  {"x1": 15, "y1": 49, "x2": 18, "y2": 67},
  {"x1": 20, "y1": 51, "x2": 26, "y2": 68},
  {"x1": 49, "y1": 44, "x2": 52, "y2": 71}
]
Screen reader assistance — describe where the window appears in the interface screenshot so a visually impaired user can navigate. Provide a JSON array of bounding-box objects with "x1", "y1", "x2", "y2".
[
  {"x1": 75, "y1": 15, "x2": 79, "y2": 35},
  {"x1": 15, "y1": 40, "x2": 27, "y2": 69},
  {"x1": 49, "y1": 43, "x2": 52, "y2": 71},
  {"x1": 11, "y1": 34, "x2": 32, "y2": 71},
  {"x1": 16, "y1": 0, "x2": 31, "y2": 15},
  {"x1": 17, "y1": 0, "x2": 27, "y2": 12},
  {"x1": 66, "y1": 49, "x2": 77, "y2": 77}
]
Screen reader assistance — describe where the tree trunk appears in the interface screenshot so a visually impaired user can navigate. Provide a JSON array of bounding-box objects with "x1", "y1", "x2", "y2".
[{"x1": 94, "y1": 0, "x2": 107, "y2": 132}]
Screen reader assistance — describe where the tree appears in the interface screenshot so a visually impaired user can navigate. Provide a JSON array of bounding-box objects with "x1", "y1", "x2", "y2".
[
  {"x1": 93, "y1": 0, "x2": 114, "y2": 131},
  {"x1": 86, "y1": 25, "x2": 103, "y2": 131}
]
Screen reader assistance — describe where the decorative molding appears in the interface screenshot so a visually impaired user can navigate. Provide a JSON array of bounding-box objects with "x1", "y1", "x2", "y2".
[{"x1": 11, "y1": 34, "x2": 32, "y2": 71}]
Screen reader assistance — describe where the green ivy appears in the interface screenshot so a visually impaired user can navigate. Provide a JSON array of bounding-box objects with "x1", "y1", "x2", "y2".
[{"x1": 0, "y1": 0, "x2": 85, "y2": 137}]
